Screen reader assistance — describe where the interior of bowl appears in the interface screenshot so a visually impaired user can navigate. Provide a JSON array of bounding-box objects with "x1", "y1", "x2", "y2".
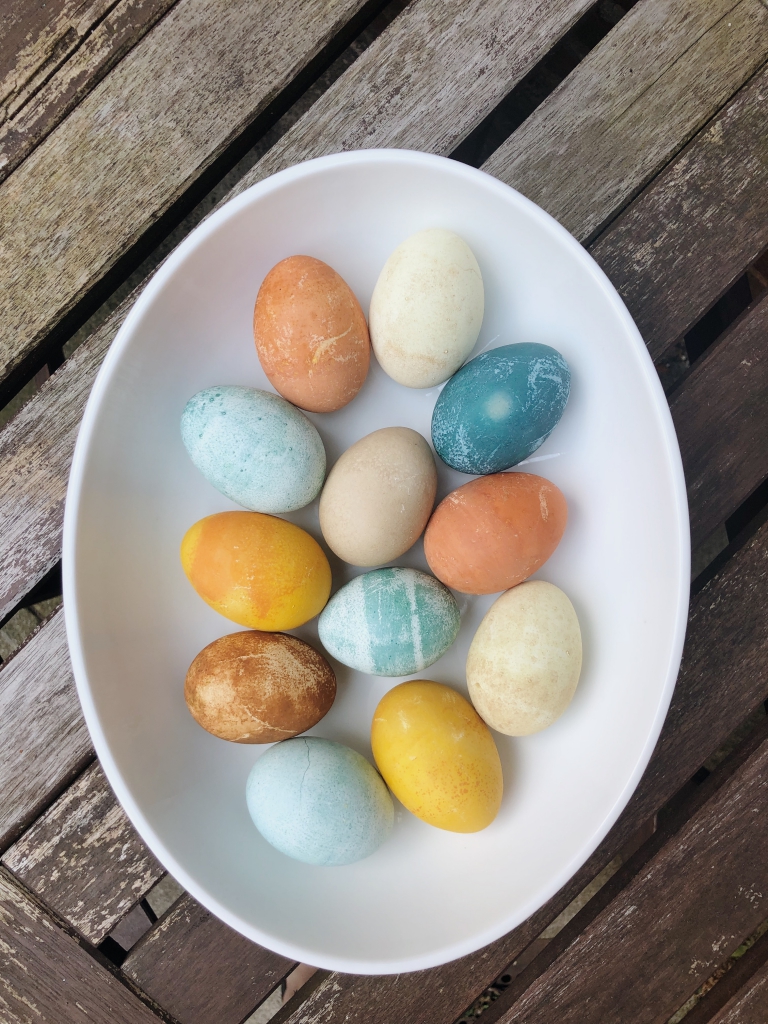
[{"x1": 63, "y1": 150, "x2": 689, "y2": 973}]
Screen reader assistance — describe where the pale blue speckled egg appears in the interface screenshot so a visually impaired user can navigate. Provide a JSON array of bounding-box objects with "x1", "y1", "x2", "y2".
[
  {"x1": 246, "y1": 737, "x2": 394, "y2": 865},
  {"x1": 318, "y1": 567, "x2": 461, "y2": 676},
  {"x1": 181, "y1": 386, "x2": 325, "y2": 512},
  {"x1": 431, "y1": 343, "x2": 570, "y2": 475}
]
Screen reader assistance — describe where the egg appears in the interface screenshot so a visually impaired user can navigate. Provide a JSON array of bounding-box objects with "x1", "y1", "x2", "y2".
[
  {"x1": 369, "y1": 229, "x2": 484, "y2": 388},
  {"x1": 181, "y1": 386, "x2": 325, "y2": 512},
  {"x1": 253, "y1": 255, "x2": 370, "y2": 413},
  {"x1": 246, "y1": 737, "x2": 394, "y2": 865},
  {"x1": 423, "y1": 472, "x2": 567, "y2": 594},
  {"x1": 319, "y1": 427, "x2": 437, "y2": 566},
  {"x1": 467, "y1": 581, "x2": 582, "y2": 735},
  {"x1": 318, "y1": 567, "x2": 460, "y2": 676},
  {"x1": 181, "y1": 511, "x2": 331, "y2": 630},
  {"x1": 371, "y1": 681, "x2": 502, "y2": 833},
  {"x1": 431, "y1": 343, "x2": 571, "y2": 474},
  {"x1": 185, "y1": 631, "x2": 336, "y2": 743}
]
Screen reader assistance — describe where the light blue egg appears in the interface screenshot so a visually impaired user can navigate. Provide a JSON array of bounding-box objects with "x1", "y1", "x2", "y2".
[
  {"x1": 181, "y1": 386, "x2": 325, "y2": 512},
  {"x1": 431, "y1": 343, "x2": 570, "y2": 475},
  {"x1": 246, "y1": 737, "x2": 393, "y2": 866},
  {"x1": 318, "y1": 567, "x2": 461, "y2": 676}
]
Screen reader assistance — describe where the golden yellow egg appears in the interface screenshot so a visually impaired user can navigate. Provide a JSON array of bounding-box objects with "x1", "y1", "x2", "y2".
[
  {"x1": 371, "y1": 680, "x2": 503, "y2": 833},
  {"x1": 181, "y1": 511, "x2": 331, "y2": 630}
]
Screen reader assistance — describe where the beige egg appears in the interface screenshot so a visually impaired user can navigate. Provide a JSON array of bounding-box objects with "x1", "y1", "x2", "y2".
[
  {"x1": 319, "y1": 427, "x2": 437, "y2": 566},
  {"x1": 466, "y1": 581, "x2": 582, "y2": 736},
  {"x1": 369, "y1": 229, "x2": 484, "y2": 388}
]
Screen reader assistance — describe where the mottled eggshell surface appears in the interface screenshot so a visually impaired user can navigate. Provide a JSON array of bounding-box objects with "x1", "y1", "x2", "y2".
[
  {"x1": 318, "y1": 567, "x2": 460, "y2": 676},
  {"x1": 246, "y1": 737, "x2": 394, "y2": 865},
  {"x1": 181, "y1": 386, "x2": 325, "y2": 512},
  {"x1": 369, "y1": 229, "x2": 484, "y2": 388},
  {"x1": 424, "y1": 473, "x2": 567, "y2": 595},
  {"x1": 467, "y1": 581, "x2": 582, "y2": 735},
  {"x1": 181, "y1": 511, "x2": 331, "y2": 630},
  {"x1": 371, "y1": 681, "x2": 502, "y2": 833},
  {"x1": 431, "y1": 343, "x2": 571, "y2": 474},
  {"x1": 319, "y1": 427, "x2": 437, "y2": 566},
  {"x1": 253, "y1": 255, "x2": 370, "y2": 413},
  {"x1": 185, "y1": 631, "x2": 336, "y2": 743}
]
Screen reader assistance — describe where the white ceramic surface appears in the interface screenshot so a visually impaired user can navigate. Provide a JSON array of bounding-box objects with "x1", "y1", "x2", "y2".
[{"x1": 63, "y1": 150, "x2": 690, "y2": 975}]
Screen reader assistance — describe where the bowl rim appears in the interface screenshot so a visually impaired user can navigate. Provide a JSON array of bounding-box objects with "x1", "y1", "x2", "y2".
[{"x1": 62, "y1": 147, "x2": 690, "y2": 974}]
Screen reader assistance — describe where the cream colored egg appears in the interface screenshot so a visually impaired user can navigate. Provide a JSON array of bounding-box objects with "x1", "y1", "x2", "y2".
[
  {"x1": 319, "y1": 427, "x2": 437, "y2": 566},
  {"x1": 369, "y1": 229, "x2": 484, "y2": 388},
  {"x1": 466, "y1": 581, "x2": 582, "y2": 736}
]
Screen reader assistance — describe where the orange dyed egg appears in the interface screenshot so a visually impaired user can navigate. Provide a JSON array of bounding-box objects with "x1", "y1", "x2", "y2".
[
  {"x1": 181, "y1": 511, "x2": 331, "y2": 630},
  {"x1": 423, "y1": 473, "x2": 567, "y2": 595},
  {"x1": 254, "y1": 255, "x2": 370, "y2": 413}
]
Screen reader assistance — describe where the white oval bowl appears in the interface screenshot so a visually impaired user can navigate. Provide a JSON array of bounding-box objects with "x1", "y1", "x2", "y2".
[{"x1": 63, "y1": 149, "x2": 689, "y2": 975}]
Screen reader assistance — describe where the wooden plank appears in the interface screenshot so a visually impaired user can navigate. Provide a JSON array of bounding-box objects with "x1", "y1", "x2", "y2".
[
  {"x1": 672, "y1": 291, "x2": 768, "y2": 548},
  {"x1": 699, "y1": 960, "x2": 768, "y2": 1024},
  {"x1": 683, "y1": 928, "x2": 768, "y2": 1024},
  {"x1": 225, "y1": 0, "x2": 594, "y2": 199},
  {"x1": 484, "y1": 728, "x2": 768, "y2": 1024},
  {"x1": 0, "y1": 865, "x2": 163, "y2": 1024},
  {"x1": 0, "y1": 0, "x2": 593, "y2": 394},
  {"x1": 1, "y1": 760, "x2": 163, "y2": 944},
  {"x1": 123, "y1": 893, "x2": 295, "y2": 1024},
  {"x1": 0, "y1": 299, "x2": 120, "y2": 621},
  {"x1": 223, "y1": 517, "x2": 768, "y2": 1024},
  {"x1": 483, "y1": 0, "x2": 768, "y2": 244},
  {"x1": 590, "y1": 61, "x2": 768, "y2": 363},
  {"x1": 0, "y1": 0, "x2": 180, "y2": 185},
  {"x1": 0, "y1": 606, "x2": 93, "y2": 852}
]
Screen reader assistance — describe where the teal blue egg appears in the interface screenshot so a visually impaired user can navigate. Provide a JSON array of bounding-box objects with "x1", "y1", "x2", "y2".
[
  {"x1": 246, "y1": 737, "x2": 393, "y2": 865},
  {"x1": 431, "y1": 343, "x2": 570, "y2": 475},
  {"x1": 181, "y1": 386, "x2": 325, "y2": 512},
  {"x1": 317, "y1": 567, "x2": 460, "y2": 676}
]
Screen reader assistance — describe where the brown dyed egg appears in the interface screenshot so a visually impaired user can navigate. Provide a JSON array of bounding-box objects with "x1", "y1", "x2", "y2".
[
  {"x1": 254, "y1": 255, "x2": 370, "y2": 413},
  {"x1": 423, "y1": 472, "x2": 567, "y2": 594},
  {"x1": 185, "y1": 631, "x2": 336, "y2": 743}
]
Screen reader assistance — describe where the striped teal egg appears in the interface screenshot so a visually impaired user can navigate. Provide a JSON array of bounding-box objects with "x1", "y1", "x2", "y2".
[
  {"x1": 181, "y1": 386, "x2": 325, "y2": 513},
  {"x1": 431, "y1": 343, "x2": 570, "y2": 475},
  {"x1": 318, "y1": 567, "x2": 460, "y2": 677},
  {"x1": 246, "y1": 737, "x2": 394, "y2": 866}
]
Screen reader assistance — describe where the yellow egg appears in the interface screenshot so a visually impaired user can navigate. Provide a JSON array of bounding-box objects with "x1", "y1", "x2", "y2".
[
  {"x1": 181, "y1": 511, "x2": 331, "y2": 630},
  {"x1": 371, "y1": 680, "x2": 502, "y2": 833}
]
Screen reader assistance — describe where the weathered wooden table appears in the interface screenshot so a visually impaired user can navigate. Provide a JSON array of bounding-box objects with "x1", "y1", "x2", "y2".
[{"x1": 2, "y1": 0, "x2": 768, "y2": 1021}]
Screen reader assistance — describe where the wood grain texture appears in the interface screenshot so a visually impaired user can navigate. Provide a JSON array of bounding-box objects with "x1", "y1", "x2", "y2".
[
  {"x1": 123, "y1": 893, "x2": 295, "y2": 1024},
  {"x1": 590, "y1": 60, "x2": 768, "y2": 363},
  {"x1": 703, "y1": 959, "x2": 768, "y2": 1024},
  {"x1": 2, "y1": 760, "x2": 163, "y2": 943},
  {"x1": 484, "y1": 0, "x2": 768, "y2": 244},
  {"x1": 225, "y1": 0, "x2": 593, "y2": 200},
  {"x1": 0, "y1": 865, "x2": 163, "y2": 1024},
  {"x1": 672, "y1": 291, "x2": 768, "y2": 548},
  {"x1": 0, "y1": 607, "x2": 92, "y2": 852},
  {"x1": 682, "y1": 928, "x2": 768, "y2": 1024},
  {"x1": 0, "y1": 296, "x2": 122, "y2": 620},
  {"x1": 0, "y1": 0, "x2": 375, "y2": 387},
  {"x1": 229, "y1": 519, "x2": 768, "y2": 1024},
  {"x1": 489, "y1": 733, "x2": 768, "y2": 1024},
  {"x1": 0, "y1": 0, "x2": 180, "y2": 184}
]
